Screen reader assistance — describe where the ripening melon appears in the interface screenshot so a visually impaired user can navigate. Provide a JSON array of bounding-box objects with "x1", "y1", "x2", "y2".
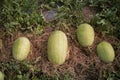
[
  {"x1": 0, "y1": 71, "x2": 4, "y2": 80},
  {"x1": 77, "y1": 23, "x2": 94, "y2": 47},
  {"x1": 47, "y1": 30, "x2": 68, "y2": 65},
  {"x1": 97, "y1": 41, "x2": 115, "y2": 63},
  {"x1": 12, "y1": 37, "x2": 30, "y2": 61}
]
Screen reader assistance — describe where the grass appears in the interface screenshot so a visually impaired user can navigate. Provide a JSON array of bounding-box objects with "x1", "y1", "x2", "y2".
[
  {"x1": 0, "y1": 0, "x2": 46, "y2": 34},
  {"x1": 1, "y1": 0, "x2": 120, "y2": 35},
  {"x1": 1, "y1": 0, "x2": 120, "y2": 38},
  {"x1": 85, "y1": 0, "x2": 120, "y2": 39},
  {"x1": 0, "y1": 0, "x2": 84, "y2": 34},
  {"x1": 0, "y1": 60, "x2": 73, "y2": 80}
]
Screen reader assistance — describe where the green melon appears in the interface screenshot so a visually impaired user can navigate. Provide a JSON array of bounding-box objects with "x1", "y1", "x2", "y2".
[
  {"x1": 12, "y1": 37, "x2": 30, "y2": 61},
  {"x1": 0, "y1": 71, "x2": 4, "y2": 80},
  {"x1": 47, "y1": 30, "x2": 68, "y2": 65},
  {"x1": 97, "y1": 41, "x2": 115, "y2": 63},
  {"x1": 77, "y1": 23, "x2": 94, "y2": 47}
]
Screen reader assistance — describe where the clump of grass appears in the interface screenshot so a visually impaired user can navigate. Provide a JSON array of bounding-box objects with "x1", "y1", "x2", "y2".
[
  {"x1": 0, "y1": 0, "x2": 84, "y2": 34},
  {"x1": 85, "y1": 0, "x2": 120, "y2": 39},
  {"x1": 54, "y1": 0, "x2": 84, "y2": 27},
  {"x1": 101, "y1": 69, "x2": 120, "y2": 80},
  {"x1": 0, "y1": 0, "x2": 46, "y2": 34},
  {"x1": 0, "y1": 60, "x2": 73, "y2": 80}
]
